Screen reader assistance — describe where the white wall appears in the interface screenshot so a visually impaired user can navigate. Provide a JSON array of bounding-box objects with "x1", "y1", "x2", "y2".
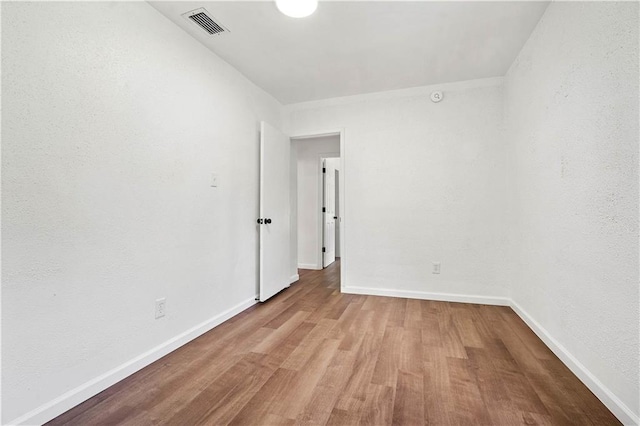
[
  {"x1": 286, "y1": 78, "x2": 510, "y2": 301},
  {"x1": 293, "y1": 136, "x2": 340, "y2": 269},
  {"x1": 1, "y1": 2, "x2": 282, "y2": 423},
  {"x1": 504, "y1": 2, "x2": 639, "y2": 422}
]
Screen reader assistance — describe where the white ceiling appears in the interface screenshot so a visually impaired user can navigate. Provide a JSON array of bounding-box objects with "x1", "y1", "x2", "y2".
[{"x1": 149, "y1": 1, "x2": 549, "y2": 104}]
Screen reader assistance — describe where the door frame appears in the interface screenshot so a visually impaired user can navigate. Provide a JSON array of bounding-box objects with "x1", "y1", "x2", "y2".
[{"x1": 290, "y1": 129, "x2": 346, "y2": 291}]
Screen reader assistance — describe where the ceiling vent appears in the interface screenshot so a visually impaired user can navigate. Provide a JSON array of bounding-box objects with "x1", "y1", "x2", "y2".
[{"x1": 182, "y1": 8, "x2": 229, "y2": 36}]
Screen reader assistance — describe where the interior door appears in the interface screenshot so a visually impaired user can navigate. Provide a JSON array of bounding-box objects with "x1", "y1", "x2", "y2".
[
  {"x1": 335, "y1": 169, "x2": 340, "y2": 258},
  {"x1": 259, "y1": 121, "x2": 290, "y2": 302},
  {"x1": 323, "y1": 159, "x2": 336, "y2": 267}
]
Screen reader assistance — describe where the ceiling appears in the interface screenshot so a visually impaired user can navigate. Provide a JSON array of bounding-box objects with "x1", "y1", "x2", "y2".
[{"x1": 149, "y1": 1, "x2": 549, "y2": 104}]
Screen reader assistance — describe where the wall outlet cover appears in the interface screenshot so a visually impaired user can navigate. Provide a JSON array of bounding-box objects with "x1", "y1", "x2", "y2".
[{"x1": 155, "y1": 298, "x2": 166, "y2": 319}]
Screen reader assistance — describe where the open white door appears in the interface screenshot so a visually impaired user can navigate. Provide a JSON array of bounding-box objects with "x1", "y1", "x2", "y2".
[
  {"x1": 322, "y1": 159, "x2": 337, "y2": 267},
  {"x1": 259, "y1": 121, "x2": 290, "y2": 302}
]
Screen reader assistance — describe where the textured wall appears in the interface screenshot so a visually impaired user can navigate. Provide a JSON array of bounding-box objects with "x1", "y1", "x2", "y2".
[
  {"x1": 1, "y1": 2, "x2": 282, "y2": 422},
  {"x1": 504, "y1": 1, "x2": 639, "y2": 418},
  {"x1": 287, "y1": 78, "x2": 510, "y2": 298}
]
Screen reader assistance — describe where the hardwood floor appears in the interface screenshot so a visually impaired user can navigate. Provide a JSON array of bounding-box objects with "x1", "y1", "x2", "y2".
[{"x1": 48, "y1": 261, "x2": 620, "y2": 425}]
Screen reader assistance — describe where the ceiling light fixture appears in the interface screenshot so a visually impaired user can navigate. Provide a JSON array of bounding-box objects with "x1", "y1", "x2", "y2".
[{"x1": 276, "y1": 0, "x2": 318, "y2": 18}]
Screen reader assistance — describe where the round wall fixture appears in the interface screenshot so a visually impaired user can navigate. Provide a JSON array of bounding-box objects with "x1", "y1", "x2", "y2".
[
  {"x1": 276, "y1": 0, "x2": 318, "y2": 18},
  {"x1": 430, "y1": 91, "x2": 443, "y2": 103},
  {"x1": 431, "y1": 90, "x2": 444, "y2": 102}
]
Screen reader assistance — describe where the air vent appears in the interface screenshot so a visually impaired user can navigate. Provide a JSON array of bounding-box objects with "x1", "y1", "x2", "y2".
[{"x1": 182, "y1": 8, "x2": 229, "y2": 36}]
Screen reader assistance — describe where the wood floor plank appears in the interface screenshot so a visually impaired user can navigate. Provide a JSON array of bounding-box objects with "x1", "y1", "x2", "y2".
[
  {"x1": 325, "y1": 407, "x2": 359, "y2": 426},
  {"x1": 439, "y1": 306, "x2": 469, "y2": 359},
  {"x1": 338, "y1": 308, "x2": 375, "y2": 352},
  {"x1": 252, "y1": 310, "x2": 311, "y2": 354},
  {"x1": 281, "y1": 318, "x2": 338, "y2": 371},
  {"x1": 391, "y1": 370, "x2": 424, "y2": 425},
  {"x1": 465, "y1": 346, "x2": 523, "y2": 425},
  {"x1": 163, "y1": 352, "x2": 276, "y2": 425},
  {"x1": 387, "y1": 297, "x2": 407, "y2": 328},
  {"x1": 404, "y1": 298, "x2": 423, "y2": 329},
  {"x1": 423, "y1": 348, "x2": 454, "y2": 425},
  {"x1": 333, "y1": 331, "x2": 381, "y2": 414},
  {"x1": 501, "y1": 309, "x2": 555, "y2": 360},
  {"x1": 274, "y1": 339, "x2": 342, "y2": 420},
  {"x1": 360, "y1": 294, "x2": 385, "y2": 311},
  {"x1": 227, "y1": 368, "x2": 298, "y2": 426},
  {"x1": 357, "y1": 385, "x2": 394, "y2": 426},
  {"x1": 539, "y1": 358, "x2": 620, "y2": 425},
  {"x1": 370, "y1": 326, "x2": 403, "y2": 387},
  {"x1": 325, "y1": 302, "x2": 362, "y2": 341},
  {"x1": 447, "y1": 357, "x2": 493, "y2": 425},
  {"x1": 304, "y1": 291, "x2": 343, "y2": 323},
  {"x1": 47, "y1": 260, "x2": 621, "y2": 426},
  {"x1": 295, "y1": 349, "x2": 360, "y2": 426},
  {"x1": 525, "y1": 371, "x2": 595, "y2": 425},
  {"x1": 398, "y1": 327, "x2": 423, "y2": 375},
  {"x1": 263, "y1": 304, "x2": 305, "y2": 329},
  {"x1": 453, "y1": 315, "x2": 485, "y2": 349}
]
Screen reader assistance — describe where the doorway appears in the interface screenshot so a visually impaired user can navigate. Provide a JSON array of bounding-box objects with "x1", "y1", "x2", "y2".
[{"x1": 290, "y1": 131, "x2": 345, "y2": 289}]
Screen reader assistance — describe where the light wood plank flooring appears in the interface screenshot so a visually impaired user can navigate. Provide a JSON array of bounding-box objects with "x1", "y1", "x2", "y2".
[{"x1": 48, "y1": 260, "x2": 620, "y2": 425}]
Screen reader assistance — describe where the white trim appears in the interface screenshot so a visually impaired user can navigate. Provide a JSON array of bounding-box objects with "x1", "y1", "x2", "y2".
[
  {"x1": 342, "y1": 285, "x2": 510, "y2": 306},
  {"x1": 338, "y1": 129, "x2": 345, "y2": 292},
  {"x1": 510, "y1": 301, "x2": 639, "y2": 426},
  {"x1": 8, "y1": 297, "x2": 258, "y2": 426},
  {"x1": 297, "y1": 263, "x2": 321, "y2": 270},
  {"x1": 290, "y1": 131, "x2": 340, "y2": 140},
  {"x1": 289, "y1": 274, "x2": 300, "y2": 284}
]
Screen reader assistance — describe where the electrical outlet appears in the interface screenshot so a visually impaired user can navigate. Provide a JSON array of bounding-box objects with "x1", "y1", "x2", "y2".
[
  {"x1": 155, "y1": 298, "x2": 166, "y2": 319},
  {"x1": 432, "y1": 262, "x2": 441, "y2": 274}
]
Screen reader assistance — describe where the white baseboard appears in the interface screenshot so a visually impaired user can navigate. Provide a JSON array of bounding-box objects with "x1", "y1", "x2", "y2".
[
  {"x1": 510, "y1": 301, "x2": 639, "y2": 426},
  {"x1": 8, "y1": 297, "x2": 258, "y2": 426},
  {"x1": 297, "y1": 263, "x2": 321, "y2": 270},
  {"x1": 290, "y1": 274, "x2": 300, "y2": 284},
  {"x1": 342, "y1": 285, "x2": 510, "y2": 306}
]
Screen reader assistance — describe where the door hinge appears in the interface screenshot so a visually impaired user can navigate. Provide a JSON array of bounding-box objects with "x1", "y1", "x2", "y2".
[
  {"x1": 322, "y1": 247, "x2": 326, "y2": 253},
  {"x1": 322, "y1": 207, "x2": 326, "y2": 213},
  {"x1": 322, "y1": 167, "x2": 326, "y2": 173}
]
